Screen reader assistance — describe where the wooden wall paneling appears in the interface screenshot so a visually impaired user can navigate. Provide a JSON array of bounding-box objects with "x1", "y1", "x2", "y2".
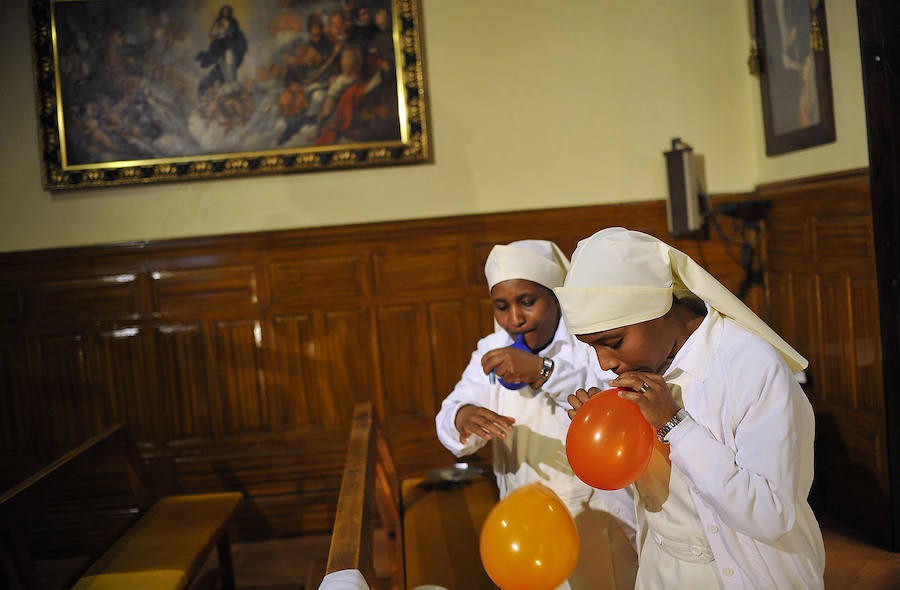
[
  {"x1": 427, "y1": 299, "x2": 479, "y2": 409},
  {"x1": 759, "y1": 169, "x2": 888, "y2": 541},
  {"x1": 851, "y1": 278, "x2": 885, "y2": 413},
  {"x1": 766, "y1": 272, "x2": 795, "y2": 352},
  {"x1": 269, "y1": 255, "x2": 364, "y2": 306},
  {"x1": 791, "y1": 274, "x2": 822, "y2": 388},
  {"x1": 813, "y1": 399, "x2": 889, "y2": 538},
  {"x1": 818, "y1": 278, "x2": 857, "y2": 403},
  {"x1": 470, "y1": 241, "x2": 494, "y2": 287},
  {"x1": 0, "y1": 338, "x2": 32, "y2": 452},
  {"x1": 478, "y1": 298, "x2": 495, "y2": 335},
  {"x1": 271, "y1": 312, "x2": 324, "y2": 434},
  {"x1": 371, "y1": 245, "x2": 465, "y2": 295},
  {"x1": 376, "y1": 303, "x2": 416, "y2": 418},
  {"x1": 323, "y1": 308, "x2": 378, "y2": 428},
  {"x1": 0, "y1": 283, "x2": 23, "y2": 325},
  {"x1": 767, "y1": 216, "x2": 812, "y2": 263},
  {"x1": 155, "y1": 323, "x2": 215, "y2": 443},
  {"x1": 212, "y1": 319, "x2": 271, "y2": 437},
  {"x1": 376, "y1": 303, "x2": 428, "y2": 421},
  {"x1": 3, "y1": 192, "x2": 849, "y2": 548},
  {"x1": 94, "y1": 326, "x2": 158, "y2": 444},
  {"x1": 150, "y1": 265, "x2": 259, "y2": 317},
  {"x1": 35, "y1": 331, "x2": 101, "y2": 449},
  {"x1": 816, "y1": 217, "x2": 877, "y2": 270},
  {"x1": 171, "y1": 439, "x2": 345, "y2": 540},
  {"x1": 33, "y1": 272, "x2": 140, "y2": 324}
]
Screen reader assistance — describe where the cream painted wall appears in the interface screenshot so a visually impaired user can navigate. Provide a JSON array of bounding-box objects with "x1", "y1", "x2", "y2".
[{"x1": 0, "y1": 0, "x2": 864, "y2": 253}]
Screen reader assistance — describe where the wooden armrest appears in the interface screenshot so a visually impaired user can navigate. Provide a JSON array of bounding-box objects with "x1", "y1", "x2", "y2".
[{"x1": 325, "y1": 402, "x2": 403, "y2": 589}]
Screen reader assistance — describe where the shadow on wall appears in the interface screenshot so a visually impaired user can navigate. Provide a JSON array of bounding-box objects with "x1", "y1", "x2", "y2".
[{"x1": 810, "y1": 409, "x2": 889, "y2": 547}]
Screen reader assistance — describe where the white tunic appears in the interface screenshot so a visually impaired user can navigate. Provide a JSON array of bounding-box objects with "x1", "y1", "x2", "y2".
[
  {"x1": 637, "y1": 308, "x2": 826, "y2": 589},
  {"x1": 436, "y1": 318, "x2": 638, "y2": 590}
]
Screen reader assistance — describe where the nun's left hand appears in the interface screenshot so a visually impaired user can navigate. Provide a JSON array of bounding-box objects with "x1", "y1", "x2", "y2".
[
  {"x1": 566, "y1": 386, "x2": 602, "y2": 420},
  {"x1": 611, "y1": 372, "x2": 680, "y2": 430}
]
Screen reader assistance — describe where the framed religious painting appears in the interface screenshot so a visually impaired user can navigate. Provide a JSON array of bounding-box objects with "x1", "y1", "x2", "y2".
[
  {"x1": 28, "y1": 0, "x2": 431, "y2": 190},
  {"x1": 751, "y1": 0, "x2": 836, "y2": 156}
]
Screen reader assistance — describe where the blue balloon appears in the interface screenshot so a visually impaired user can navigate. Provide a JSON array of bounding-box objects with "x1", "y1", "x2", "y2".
[{"x1": 498, "y1": 334, "x2": 532, "y2": 390}]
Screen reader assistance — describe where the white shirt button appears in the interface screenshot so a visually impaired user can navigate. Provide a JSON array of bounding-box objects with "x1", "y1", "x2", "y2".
[
  {"x1": 690, "y1": 545, "x2": 703, "y2": 556},
  {"x1": 654, "y1": 534, "x2": 663, "y2": 545},
  {"x1": 612, "y1": 506, "x2": 621, "y2": 515},
  {"x1": 723, "y1": 567, "x2": 734, "y2": 577},
  {"x1": 708, "y1": 525, "x2": 719, "y2": 534},
  {"x1": 692, "y1": 486, "x2": 700, "y2": 493}
]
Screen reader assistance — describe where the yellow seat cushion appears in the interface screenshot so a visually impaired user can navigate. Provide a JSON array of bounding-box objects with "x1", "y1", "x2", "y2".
[
  {"x1": 70, "y1": 570, "x2": 187, "y2": 590},
  {"x1": 72, "y1": 492, "x2": 243, "y2": 590}
]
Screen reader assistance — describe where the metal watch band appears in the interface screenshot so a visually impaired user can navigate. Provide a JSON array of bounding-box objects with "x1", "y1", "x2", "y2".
[
  {"x1": 530, "y1": 357, "x2": 554, "y2": 389},
  {"x1": 656, "y1": 408, "x2": 689, "y2": 443}
]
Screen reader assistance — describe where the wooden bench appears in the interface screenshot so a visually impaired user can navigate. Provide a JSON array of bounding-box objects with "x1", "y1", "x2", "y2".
[
  {"x1": 0, "y1": 422, "x2": 244, "y2": 590},
  {"x1": 324, "y1": 402, "x2": 497, "y2": 589}
]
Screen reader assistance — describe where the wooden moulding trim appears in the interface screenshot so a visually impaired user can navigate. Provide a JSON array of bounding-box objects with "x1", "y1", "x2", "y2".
[{"x1": 755, "y1": 167, "x2": 870, "y2": 194}]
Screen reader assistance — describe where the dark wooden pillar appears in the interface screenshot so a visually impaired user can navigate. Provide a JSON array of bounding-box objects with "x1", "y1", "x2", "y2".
[{"x1": 857, "y1": 0, "x2": 900, "y2": 551}]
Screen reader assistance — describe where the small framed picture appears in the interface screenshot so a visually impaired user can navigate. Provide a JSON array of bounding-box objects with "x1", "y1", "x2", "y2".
[{"x1": 753, "y1": 0, "x2": 836, "y2": 155}]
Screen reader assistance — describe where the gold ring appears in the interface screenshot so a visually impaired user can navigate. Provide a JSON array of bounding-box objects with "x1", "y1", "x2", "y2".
[{"x1": 639, "y1": 381, "x2": 650, "y2": 394}]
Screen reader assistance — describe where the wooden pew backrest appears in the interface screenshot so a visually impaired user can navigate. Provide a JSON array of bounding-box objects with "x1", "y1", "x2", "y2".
[
  {"x1": 325, "y1": 402, "x2": 403, "y2": 589},
  {"x1": 0, "y1": 423, "x2": 243, "y2": 590}
]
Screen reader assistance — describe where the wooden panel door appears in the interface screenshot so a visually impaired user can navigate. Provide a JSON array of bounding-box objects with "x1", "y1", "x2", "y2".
[{"x1": 857, "y1": 0, "x2": 900, "y2": 550}]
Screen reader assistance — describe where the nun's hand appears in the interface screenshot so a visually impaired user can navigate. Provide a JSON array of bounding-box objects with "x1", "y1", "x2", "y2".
[
  {"x1": 566, "y1": 387, "x2": 602, "y2": 420},
  {"x1": 611, "y1": 372, "x2": 680, "y2": 430},
  {"x1": 455, "y1": 404, "x2": 515, "y2": 444},
  {"x1": 482, "y1": 347, "x2": 543, "y2": 385}
]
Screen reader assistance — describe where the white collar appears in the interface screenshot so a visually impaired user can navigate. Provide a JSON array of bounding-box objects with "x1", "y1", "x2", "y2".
[{"x1": 664, "y1": 304, "x2": 720, "y2": 384}]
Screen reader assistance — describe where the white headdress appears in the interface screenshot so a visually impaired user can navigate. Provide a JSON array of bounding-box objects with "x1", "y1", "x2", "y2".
[
  {"x1": 485, "y1": 240, "x2": 570, "y2": 291},
  {"x1": 554, "y1": 227, "x2": 807, "y2": 372}
]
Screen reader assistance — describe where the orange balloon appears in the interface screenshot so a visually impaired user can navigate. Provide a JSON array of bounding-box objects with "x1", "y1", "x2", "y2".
[
  {"x1": 565, "y1": 387, "x2": 654, "y2": 490},
  {"x1": 479, "y1": 483, "x2": 579, "y2": 590}
]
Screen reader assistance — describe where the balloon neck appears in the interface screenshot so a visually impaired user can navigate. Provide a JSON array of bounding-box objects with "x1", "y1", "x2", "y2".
[{"x1": 499, "y1": 334, "x2": 530, "y2": 390}]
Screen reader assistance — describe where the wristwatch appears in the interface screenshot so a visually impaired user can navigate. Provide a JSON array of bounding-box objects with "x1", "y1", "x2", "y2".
[
  {"x1": 530, "y1": 357, "x2": 554, "y2": 389},
  {"x1": 656, "y1": 408, "x2": 690, "y2": 443}
]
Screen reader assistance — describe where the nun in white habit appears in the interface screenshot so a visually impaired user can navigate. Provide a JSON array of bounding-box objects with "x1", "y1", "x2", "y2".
[
  {"x1": 556, "y1": 227, "x2": 825, "y2": 590},
  {"x1": 435, "y1": 239, "x2": 638, "y2": 590}
]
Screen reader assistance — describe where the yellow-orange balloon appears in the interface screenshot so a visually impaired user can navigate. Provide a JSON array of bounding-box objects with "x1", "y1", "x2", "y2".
[{"x1": 479, "y1": 483, "x2": 579, "y2": 590}]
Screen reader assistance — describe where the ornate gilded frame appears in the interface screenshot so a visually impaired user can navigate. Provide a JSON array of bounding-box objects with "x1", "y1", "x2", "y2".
[{"x1": 29, "y1": 0, "x2": 430, "y2": 190}]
